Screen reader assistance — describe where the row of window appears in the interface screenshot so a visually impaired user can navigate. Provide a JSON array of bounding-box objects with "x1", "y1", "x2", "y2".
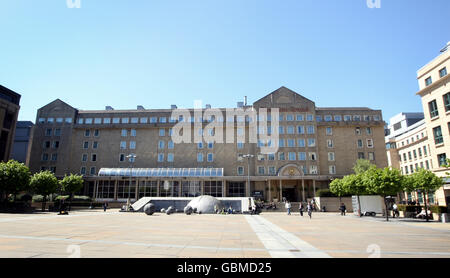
[
  {"x1": 83, "y1": 141, "x2": 99, "y2": 149},
  {"x1": 44, "y1": 128, "x2": 62, "y2": 137},
  {"x1": 41, "y1": 153, "x2": 58, "y2": 161},
  {"x1": 402, "y1": 160, "x2": 432, "y2": 175},
  {"x1": 424, "y1": 66, "x2": 447, "y2": 87},
  {"x1": 38, "y1": 117, "x2": 72, "y2": 124},
  {"x1": 156, "y1": 153, "x2": 215, "y2": 163},
  {"x1": 75, "y1": 113, "x2": 382, "y2": 126},
  {"x1": 399, "y1": 145, "x2": 429, "y2": 163},
  {"x1": 235, "y1": 165, "x2": 328, "y2": 175},
  {"x1": 399, "y1": 132, "x2": 426, "y2": 148}
]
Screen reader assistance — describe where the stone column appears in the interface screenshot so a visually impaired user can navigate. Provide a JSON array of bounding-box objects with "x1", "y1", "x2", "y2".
[
  {"x1": 156, "y1": 180, "x2": 160, "y2": 197},
  {"x1": 114, "y1": 179, "x2": 118, "y2": 201},
  {"x1": 302, "y1": 179, "x2": 305, "y2": 202},
  {"x1": 279, "y1": 180, "x2": 283, "y2": 201},
  {"x1": 222, "y1": 180, "x2": 226, "y2": 197},
  {"x1": 268, "y1": 180, "x2": 271, "y2": 202},
  {"x1": 135, "y1": 179, "x2": 139, "y2": 200}
]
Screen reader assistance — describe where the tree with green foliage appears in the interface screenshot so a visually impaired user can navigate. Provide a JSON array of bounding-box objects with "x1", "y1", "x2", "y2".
[
  {"x1": 329, "y1": 178, "x2": 347, "y2": 203},
  {"x1": 362, "y1": 167, "x2": 404, "y2": 221},
  {"x1": 0, "y1": 160, "x2": 31, "y2": 205},
  {"x1": 352, "y1": 159, "x2": 376, "y2": 175},
  {"x1": 59, "y1": 174, "x2": 84, "y2": 211},
  {"x1": 30, "y1": 171, "x2": 58, "y2": 211},
  {"x1": 408, "y1": 168, "x2": 443, "y2": 222},
  {"x1": 340, "y1": 173, "x2": 369, "y2": 216}
]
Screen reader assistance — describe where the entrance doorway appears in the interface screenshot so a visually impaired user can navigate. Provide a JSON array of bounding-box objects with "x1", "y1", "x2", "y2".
[{"x1": 282, "y1": 188, "x2": 298, "y2": 202}]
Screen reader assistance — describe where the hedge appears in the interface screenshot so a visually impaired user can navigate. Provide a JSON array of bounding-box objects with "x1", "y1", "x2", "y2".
[
  {"x1": 397, "y1": 205, "x2": 422, "y2": 212},
  {"x1": 430, "y1": 206, "x2": 448, "y2": 214}
]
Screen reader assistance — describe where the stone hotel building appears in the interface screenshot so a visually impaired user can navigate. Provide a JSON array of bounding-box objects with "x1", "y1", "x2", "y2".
[{"x1": 28, "y1": 87, "x2": 387, "y2": 203}]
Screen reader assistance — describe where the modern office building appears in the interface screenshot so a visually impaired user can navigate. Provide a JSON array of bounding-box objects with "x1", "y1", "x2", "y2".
[
  {"x1": 416, "y1": 42, "x2": 450, "y2": 206},
  {"x1": 385, "y1": 113, "x2": 436, "y2": 204},
  {"x1": 11, "y1": 121, "x2": 34, "y2": 164},
  {"x1": 28, "y1": 87, "x2": 387, "y2": 203},
  {"x1": 0, "y1": 85, "x2": 21, "y2": 162}
]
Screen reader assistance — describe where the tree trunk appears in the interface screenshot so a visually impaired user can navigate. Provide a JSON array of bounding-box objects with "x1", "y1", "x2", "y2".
[
  {"x1": 69, "y1": 193, "x2": 73, "y2": 211},
  {"x1": 42, "y1": 195, "x2": 46, "y2": 212},
  {"x1": 357, "y1": 195, "x2": 362, "y2": 217},
  {"x1": 385, "y1": 197, "x2": 389, "y2": 222}
]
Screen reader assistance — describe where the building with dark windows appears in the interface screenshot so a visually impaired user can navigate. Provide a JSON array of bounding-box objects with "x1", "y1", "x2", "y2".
[
  {"x1": 11, "y1": 121, "x2": 34, "y2": 164},
  {"x1": 0, "y1": 85, "x2": 21, "y2": 162},
  {"x1": 28, "y1": 87, "x2": 387, "y2": 203}
]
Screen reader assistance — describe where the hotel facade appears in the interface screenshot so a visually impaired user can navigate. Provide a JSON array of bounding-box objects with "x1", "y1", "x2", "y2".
[{"x1": 28, "y1": 87, "x2": 387, "y2": 203}]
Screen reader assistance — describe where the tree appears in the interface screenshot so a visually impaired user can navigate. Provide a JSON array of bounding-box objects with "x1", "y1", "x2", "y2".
[
  {"x1": 353, "y1": 159, "x2": 376, "y2": 175},
  {"x1": 408, "y1": 169, "x2": 443, "y2": 222},
  {"x1": 340, "y1": 173, "x2": 369, "y2": 216},
  {"x1": 362, "y1": 167, "x2": 404, "y2": 221},
  {"x1": 329, "y1": 178, "x2": 347, "y2": 203},
  {"x1": 0, "y1": 160, "x2": 31, "y2": 204},
  {"x1": 30, "y1": 171, "x2": 58, "y2": 211},
  {"x1": 59, "y1": 174, "x2": 84, "y2": 211}
]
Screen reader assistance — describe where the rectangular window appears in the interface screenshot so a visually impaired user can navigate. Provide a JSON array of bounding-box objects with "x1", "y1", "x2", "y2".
[
  {"x1": 309, "y1": 152, "x2": 316, "y2": 161},
  {"x1": 358, "y1": 152, "x2": 365, "y2": 159},
  {"x1": 357, "y1": 139, "x2": 363, "y2": 148},
  {"x1": 366, "y1": 127, "x2": 372, "y2": 135},
  {"x1": 159, "y1": 129, "x2": 165, "y2": 136},
  {"x1": 268, "y1": 154, "x2": 275, "y2": 161},
  {"x1": 91, "y1": 154, "x2": 97, "y2": 162},
  {"x1": 326, "y1": 127, "x2": 332, "y2": 135},
  {"x1": 94, "y1": 118, "x2": 102, "y2": 124},
  {"x1": 80, "y1": 167, "x2": 86, "y2": 175},
  {"x1": 167, "y1": 153, "x2": 174, "y2": 162},
  {"x1": 51, "y1": 153, "x2": 58, "y2": 161},
  {"x1": 120, "y1": 141, "x2": 127, "y2": 150},
  {"x1": 85, "y1": 129, "x2": 91, "y2": 137},
  {"x1": 327, "y1": 139, "x2": 334, "y2": 148},
  {"x1": 94, "y1": 129, "x2": 99, "y2": 137},
  {"x1": 425, "y1": 76, "x2": 432, "y2": 86},
  {"x1": 328, "y1": 152, "x2": 335, "y2": 161},
  {"x1": 83, "y1": 141, "x2": 89, "y2": 149},
  {"x1": 344, "y1": 115, "x2": 351, "y2": 122},
  {"x1": 353, "y1": 115, "x2": 361, "y2": 122},
  {"x1": 316, "y1": 115, "x2": 322, "y2": 122},
  {"x1": 269, "y1": 167, "x2": 276, "y2": 175},
  {"x1": 355, "y1": 127, "x2": 361, "y2": 135},
  {"x1": 198, "y1": 142, "x2": 204, "y2": 149},
  {"x1": 258, "y1": 166, "x2": 265, "y2": 175},
  {"x1": 297, "y1": 139, "x2": 306, "y2": 148},
  {"x1": 308, "y1": 138, "x2": 316, "y2": 147},
  {"x1": 440, "y1": 67, "x2": 448, "y2": 78},
  {"x1": 433, "y1": 126, "x2": 443, "y2": 144},
  {"x1": 298, "y1": 152, "x2": 306, "y2": 161},
  {"x1": 279, "y1": 126, "x2": 285, "y2": 134},
  {"x1": 56, "y1": 118, "x2": 63, "y2": 123},
  {"x1": 368, "y1": 152, "x2": 375, "y2": 161},
  {"x1": 287, "y1": 126, "x2": 295, "y2": 134},
  {"x1": 367, "y1": 139, "x2": 374, "y2": 148},
  {"x1": 155, "y1": 153, "x2": 164, "y2": 163},
  {"x1": 197, "y1": 153, "x2": 204, "y2": 162},
  {"x1": 307, "y1": 114, "x2": 314, "y2": 121},
  {"x1": 150, "y1": 117, "x2": 157, "y2": 123},
  {"x1": 159, "y1": 117, "x2": 167, "y2": 123},
  {"x1": 121, "y1": 129, "x2": 128, "y2": 137},
  {"x1": 45, "y1": 129, "x2": 52, "y2": 136},
  {"x1": 38, "y1": 118, "x2": 46, "y2": 124},
  {"x1": 112, "y1": 118, "x2": 120, "y2": 124},
  {"x1": 287, "y1": 139, "x2": 295, "y2": 148},
  {"x1": 158, "y1": 140, "x2": 165, "y2": 149},
  {"x1": 207, "y1": 153, "x2": 214, "y2": 162},
  {"x1": 131, "y1": 117, "x2": 139, "y2": 124},
  {"x1": 334, "y1": 115, "x2": 342, "y2": 122},
  {"x1": 140, "y1": 117, "x2": 148, "y2": 124},
  {"x1": 119, "y1": 154, "x2": 125, "y2": 162},
  {"x1": 296, "y1": 114, "x2": 304, "y2": 121},
  {"x1": 131, "y1": 129, "x2": 137, "y2": 137},
  {"x1": 103, "y1": 118, "x2": 111, "y2": 124},
  {"x1": 329, "y1": 165, "x2": 336, "y2": 175},
  {"x1": 307, "y1": 125, "x2": 315, "y2": 134},
  {"x1": 168, "y1": 141, "x2": 174, "y2": 149},
  {"x1": 93, "y1": 141, "x2": 98, "y2": 149},
  {"x1": 237, "y1": 167, "x2": 244, "y2": 176},
  {"x1": 86, "y1": 118, "x2": 93, "y2": 124},
  {"x1": 90, "y1": 167, "x2": 96, "y2": 175},
  {"x1": 288, "y1": 152, "x2": 296, "y2": 161},
  {"x1": 310, "y1": 165, "x2": 318, "y2": 174},
  {"x1": 54, "y1": 129, "x2": 61, "y2": 136},
  {"x1": 122, "y1": 118, "x2": 129, "y2": 124},
  {"x1": 443, "y1": 93, "x2": 450, "y2": 112},
  {"x1": 438, "y1": 153, "x2": 447, "y2": 167},
  {"x1": 286, "y1": 114, "x2": 294, "y2": 121},
  {"x1": 429, "y1": 100, "x2": 439, "y2": 118},
  {"x1": 130, "y1": 141, "x2": 136, "y2": 149},
  {"x1": 278, "y1": 152, "x2": 285, "y2": 161},
  {"x1": 279, "y1": 139, "x2": 285, "y2": 148},
  {"x1": 297, "y1": 126, "x2": 305, "y2": 134}
]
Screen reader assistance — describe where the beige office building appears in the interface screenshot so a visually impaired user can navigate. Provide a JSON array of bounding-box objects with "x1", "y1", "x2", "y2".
[
  {"x1": 28, "y1": 87, "x2": 387, "y2": 203},
  {"x1": 416, "y1": 42, "x2": 450, "y2": 206}
]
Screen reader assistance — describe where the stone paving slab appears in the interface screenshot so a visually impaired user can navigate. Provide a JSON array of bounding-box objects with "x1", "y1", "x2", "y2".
[{"x1": 0, "y1": 210, "x2": 448, "y2": 258}]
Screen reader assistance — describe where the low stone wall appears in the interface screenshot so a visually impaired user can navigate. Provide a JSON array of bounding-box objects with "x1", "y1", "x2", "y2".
[{"x1": 315, "y1": 197, "x2": 353, "y2": 212}]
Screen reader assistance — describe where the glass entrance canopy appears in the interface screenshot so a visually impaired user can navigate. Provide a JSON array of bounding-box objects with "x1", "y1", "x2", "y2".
[{"x1": 98, "y1": 168, "x2": 224, "y2": 178}]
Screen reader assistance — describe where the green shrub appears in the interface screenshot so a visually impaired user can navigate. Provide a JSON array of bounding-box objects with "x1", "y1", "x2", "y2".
[
  {"x1": 54, "y1": 195, "x2": 91, "y2": 202},
  {"x1": 430, "y1": 206, "x2": 447, "y2": 214}
]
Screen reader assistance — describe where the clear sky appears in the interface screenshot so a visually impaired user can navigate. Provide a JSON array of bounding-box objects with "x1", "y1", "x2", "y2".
[{"x1": 1, "y1": 0, "x2": 449, "y2": 123}]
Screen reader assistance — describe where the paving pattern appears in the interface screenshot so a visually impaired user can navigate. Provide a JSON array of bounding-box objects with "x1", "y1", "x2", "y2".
[{"x1": 0, "y1": 210, "x2": 449, "y2": 258}]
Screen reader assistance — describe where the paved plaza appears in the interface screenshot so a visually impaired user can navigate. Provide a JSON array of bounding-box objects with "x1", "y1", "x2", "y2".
[{"x1": 0, "y1": 210, "x2": 449, "y2": 258}]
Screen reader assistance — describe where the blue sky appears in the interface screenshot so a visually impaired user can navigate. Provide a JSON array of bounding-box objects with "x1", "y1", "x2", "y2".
[{"x1": 1, "y1": 0, "x2": 449, "y2": 122}]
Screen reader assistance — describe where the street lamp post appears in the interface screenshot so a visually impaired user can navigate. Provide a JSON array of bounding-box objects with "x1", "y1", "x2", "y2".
[
  {"x1": 243, "y1": 154, "x2": 254, "y2": 197},
  {"x1": 126, "y1": 153, "x2": 136, "y2": 211}
]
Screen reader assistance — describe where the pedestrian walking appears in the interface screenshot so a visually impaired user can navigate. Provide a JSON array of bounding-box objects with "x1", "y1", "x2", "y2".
[
  {"x1": 392, "y1": 203, "x2": 399, "y2": 218},
  {"x1": 103, "y1": 202, "x2": 108, "y2": 212},
  {"x1": 307, "y1": 203, "x2": 312, "y2": 219},
  {"x1": 339, "y1": 203, "x2": 346, "y2": 216},
  {"x1": 285, "y1": 201, "x2": 291, "y2": 215},
  {"x1": 299, "y1": 202, "x2": 304, "y2": 217}
]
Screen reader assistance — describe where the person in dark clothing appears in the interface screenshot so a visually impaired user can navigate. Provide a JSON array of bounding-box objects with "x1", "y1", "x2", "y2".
[
  {"x1": 299, "y1": 202, "x2": 304, "y2": 217},
  {"x1": 307, "y1": 203, "x2": 312, "y2": 219},
  {"x1": 340, "y1": 203, "x2": 346, "y2": 216},
  {"x1": 103, "y1": 202, "x2": 108, "y2": 212}
]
